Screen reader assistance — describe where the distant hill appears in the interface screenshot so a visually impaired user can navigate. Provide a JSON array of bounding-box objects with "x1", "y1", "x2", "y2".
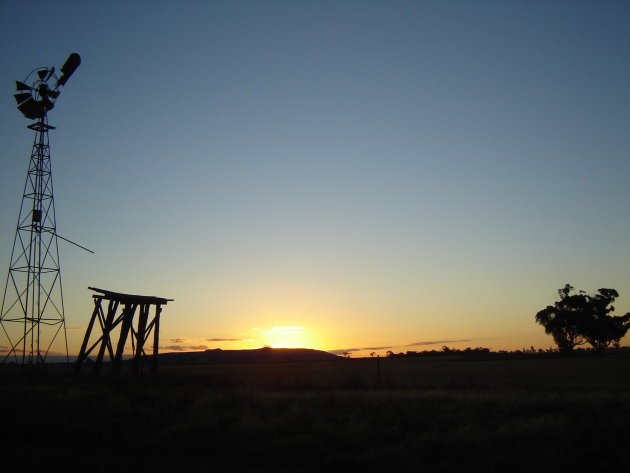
[{"x1": 159, "y1": 347, "x2": 341, "y2": 364}]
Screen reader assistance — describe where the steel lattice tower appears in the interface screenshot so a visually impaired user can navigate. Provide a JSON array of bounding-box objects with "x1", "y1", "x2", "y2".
[{"x1": 1, "y1": 53, "x2": 81, "y2": 365}]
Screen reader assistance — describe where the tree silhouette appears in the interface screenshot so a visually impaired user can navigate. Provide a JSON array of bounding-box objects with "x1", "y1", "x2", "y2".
[
  {"x1": 581, "y1": 288, "x2": 630, "y2": 352},
  {"x1": 535, "y1": 284, "x2": 588, "y2": 353},
  {"x1": 535, "y1": 284, "x2": 630, "y2": 353}
]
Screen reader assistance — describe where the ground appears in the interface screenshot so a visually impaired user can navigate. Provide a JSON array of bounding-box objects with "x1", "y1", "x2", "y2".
[{"x1": 1, "y1": 352, "x2": 629, "y2": 472}]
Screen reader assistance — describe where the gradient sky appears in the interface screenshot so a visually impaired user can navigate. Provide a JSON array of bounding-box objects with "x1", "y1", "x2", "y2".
[{"x1": 1, "y1": 1, "x2": 629, "y2": 357}]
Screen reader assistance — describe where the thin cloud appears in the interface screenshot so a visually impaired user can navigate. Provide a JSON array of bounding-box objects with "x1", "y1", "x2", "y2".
[
  {"x1": 326, "y1": 347, "x2": 392, "y2": 355},
  {"x1": 328, "y1": 348, "x2": 367, "y2": 355},
  {"x1": 43, "y1": 350, "x2": 67, "y2": 357},
  {"x1": 161, "y1": 345, "x2": 187, "y2": 352},
  {"x1": 206, "y1": 338, "x2": 241, "y2": 342},
  {"x1": 405, "y1": 339, "x2": 471, "y2": 347},
  {"x1": 329, "y1": 346, "x2": 392, "y2": 355},
  {"x1": 161, "y1": 344, "x2": 208, "y2": 352},
  {"x1": 169, "y1": 338, "x2": 189, "y2": 343},
  {"x1": 188, "y1": 345, "x2": 209, "y2": 351},
  {"x1": 2, "y1": 349, "x2": 68, "y2": 357},
  {"x1": 329, "y1": 341, "x2": 471, "y2": 355}
]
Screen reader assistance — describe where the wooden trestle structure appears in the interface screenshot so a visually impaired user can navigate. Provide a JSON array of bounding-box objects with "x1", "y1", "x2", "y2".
[{"x1": 75, "y1": 287, "x2": 173, "y2": 375}]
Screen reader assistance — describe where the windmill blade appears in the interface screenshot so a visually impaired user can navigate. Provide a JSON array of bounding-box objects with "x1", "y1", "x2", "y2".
[
  {"x1": 14, "y1": 93, "x2": 32, "y2": 105},
  {"x1": 16, "y1": 81, "x2": 32, "y2": 91},
  {"x1": 37, "y1": 69, "x2": 49, "y2": 80},
  {"x1": 17, "y1": 98, "x2": 45, "y2": 120},
  {"x1": 42, "y1": 97, "x2": 55, "y2": 111},
  {"x1": 45, "y1": 67, "x2": 55, "y2": 81}
]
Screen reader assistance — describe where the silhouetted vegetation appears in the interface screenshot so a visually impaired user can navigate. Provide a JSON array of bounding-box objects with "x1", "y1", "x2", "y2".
[
  {"x1": 582, "y1": 288, "x2": 630, "y2": 351},
  {"x1": 535, "y1": 284, "x2": 630, "y2": 353},
  {"x1": 385, "y1": 346, "x2": 492, "y2": 358}
]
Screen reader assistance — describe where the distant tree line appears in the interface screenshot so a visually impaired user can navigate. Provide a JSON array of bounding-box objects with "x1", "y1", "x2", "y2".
[
  {"x1": 535, "y1": 284, "x2": 630, "y2": 354},
  {"x1": 385, "y1": 346, "x2": 491, "y2": 358},
  {"x1": 378, "y1": 344, "x2": 629, "y2": 360}
]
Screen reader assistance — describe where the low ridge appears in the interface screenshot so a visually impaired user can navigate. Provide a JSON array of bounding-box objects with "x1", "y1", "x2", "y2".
[{"x1": 159, "y1": 347, "x2": 340, "y2": 364}]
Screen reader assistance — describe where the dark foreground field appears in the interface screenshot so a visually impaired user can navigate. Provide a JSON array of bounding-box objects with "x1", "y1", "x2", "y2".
[{"x1": 2, "y1": 353, "x2": 629, "y2": 472}]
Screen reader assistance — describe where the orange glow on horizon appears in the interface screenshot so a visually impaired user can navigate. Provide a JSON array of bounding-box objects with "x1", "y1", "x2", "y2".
[{"x1": 255, "y1": 326, "x2": 313, "y2": 348}]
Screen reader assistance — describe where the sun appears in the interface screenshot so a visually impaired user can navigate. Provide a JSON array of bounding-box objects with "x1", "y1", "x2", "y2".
[{"x1": 260, "y1": 326, "x2": 309, "y2": 348}]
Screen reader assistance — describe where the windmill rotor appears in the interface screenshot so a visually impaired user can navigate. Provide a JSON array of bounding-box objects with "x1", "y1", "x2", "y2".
[{"x1": 13, "y1": 52, "x2": 81, "y2": 120}]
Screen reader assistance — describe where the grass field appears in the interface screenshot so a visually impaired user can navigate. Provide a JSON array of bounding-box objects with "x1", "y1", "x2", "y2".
[{"x1": 1, "y1": 353, "x2": 629, "y2": 472}]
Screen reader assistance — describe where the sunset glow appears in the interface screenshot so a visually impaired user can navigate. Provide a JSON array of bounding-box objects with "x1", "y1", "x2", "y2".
[
  {"x1": 1, "y1": 2, "x2": 629, "y2": 360},
  {"x1": 257, "y1": 326, "x2": 310, "y2": 349}
]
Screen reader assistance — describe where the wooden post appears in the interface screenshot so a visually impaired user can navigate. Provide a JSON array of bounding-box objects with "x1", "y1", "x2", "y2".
[
  {"x1": 102, "y1": 299, "x2": 119, "y2": 361},
  {"x1": 132, "y1": 303, "x2": 150, "y2": 376},
  {"x1": 93, "y1": 299, "x2": 119, "y2": 375},
  {"x1": 152, "y1": 305, "x2": 162, "y2": 375},
  {"x1": 75, "y1": 297, "x2": 102, "y2": 372},
  {"x1": 112, "y1": 303, "x2": 137, "y2": 375}
]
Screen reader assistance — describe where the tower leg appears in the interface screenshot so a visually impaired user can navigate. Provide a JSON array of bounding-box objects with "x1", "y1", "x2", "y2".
[
  {"x1": 93, "y1": 299, "x2": 119, "y2": 375},
  {"x1": 112, "y1": 303, "x2": 137, "y2": 375},
  {"x1": 152, "y1": 305, "x2": 162, "y2": 375},
  {"x1": 75, "y1": 297, "x2": 102, "y2": 373},
  {"x1": 132, "y1": 303, "x2": 150, "y2": 376}
]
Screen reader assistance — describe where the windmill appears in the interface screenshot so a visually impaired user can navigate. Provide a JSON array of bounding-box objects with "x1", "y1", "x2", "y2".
[{"x1": 1, "y1": 53, "x2": 83, "y2": 365}]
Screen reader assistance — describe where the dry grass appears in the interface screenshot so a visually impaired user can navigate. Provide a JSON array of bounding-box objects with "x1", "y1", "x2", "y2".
[{"x1": 1, "y1": 353, "x2": 629, "y2": 472}]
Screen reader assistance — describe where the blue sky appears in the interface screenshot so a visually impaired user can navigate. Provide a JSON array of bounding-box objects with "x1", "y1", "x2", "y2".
[{"x1": 1, "y1": 1, "x2": 629, "y2": 356}]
